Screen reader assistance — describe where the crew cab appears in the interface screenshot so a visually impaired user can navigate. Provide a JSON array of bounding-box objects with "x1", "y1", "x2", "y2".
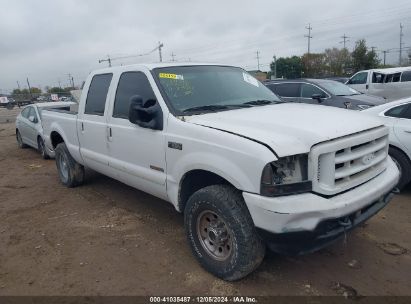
[{"x1": 42, "y1": 63, "x2": 399, "y2": 281}]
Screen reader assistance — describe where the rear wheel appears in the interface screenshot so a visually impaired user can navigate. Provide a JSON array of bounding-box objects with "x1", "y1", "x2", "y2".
[
  {"x1": 389, "y1": 147, "x2": 411, "y2": 191},
  {"x1": 16, "y1": 130, "x2": 27, "y2": 148},
  {"x1": 55, "y1": 142, "x2": 85, "y2": 187},
  {"x1": 37, "y1": 137, "x2": 50, "y2": 159},
  {"x1": 184, "y1": 184, "x2": 265, "y2": 281}
]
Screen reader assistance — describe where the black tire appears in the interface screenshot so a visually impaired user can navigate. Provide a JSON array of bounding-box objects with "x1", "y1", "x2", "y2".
[
  {"x1": 6, "y1": 102, "x2": 14, "y2": 110},
  {"x1": 389, "y1": 147, "x2": 411, "y2": 191},
  {"x1": 16, "y1": 130, "x2": 27, "y2": 148},
  {"x1": 184, "y1": 184, "x2": 265, "y2": 281},
  {"x1": 55, "y1": 142, "x2": 85, "y2": 188},
  {"x1": 37, "y1": 137, "x2": 50, "y2": 159}
]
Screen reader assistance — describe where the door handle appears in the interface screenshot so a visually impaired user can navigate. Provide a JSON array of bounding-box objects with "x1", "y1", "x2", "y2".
[
  {"x1": 107, "y1": 126, "x2": 113, "y2": 141},
  {"x1": 81, "y1": 122, "x2": 84, "y2": 131}
]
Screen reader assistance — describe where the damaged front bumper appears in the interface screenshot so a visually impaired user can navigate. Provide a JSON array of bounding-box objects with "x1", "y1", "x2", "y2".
[{"x1": 242, "y1": 157, "x2": 400, "y2": 255}]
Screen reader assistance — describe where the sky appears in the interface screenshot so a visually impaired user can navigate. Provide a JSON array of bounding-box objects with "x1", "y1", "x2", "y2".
[{"x1": 0, "y1": 0, "x2": 410, "y2": 93}]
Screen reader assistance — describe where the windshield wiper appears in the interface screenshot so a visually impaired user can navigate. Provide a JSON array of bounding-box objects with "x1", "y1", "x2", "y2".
[{"x1": 243, "y1": 99, "x2": 284, "y2": 106}]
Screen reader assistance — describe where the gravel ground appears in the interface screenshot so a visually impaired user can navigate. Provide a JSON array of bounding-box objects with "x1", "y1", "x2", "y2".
[{"x1": 0, "y1": 112, "x2": 410, "y2": 296}]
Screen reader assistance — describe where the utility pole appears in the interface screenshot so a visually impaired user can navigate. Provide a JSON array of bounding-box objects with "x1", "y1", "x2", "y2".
[
  {"x1": 16, "y1": 81, "x2": 21, "y2": 90},
  {"x1": 68, "y1": 74, "x2": 75, "y2": 88},
  {"x1": 382, "y1": 50, "x2": 389, "y2": 66},
  {"x1": 158, "y1": 41, "x2": 164, "y2": 62},
  {"x1": 99, "y1": 55, "x2": 112, "y2": 67},
  {"x1": 273, "y1": 55, "x2": 277, "y2": 79},
  {"x1": 399, "y1": 23, "x2": 404, "y2": 66},
  {"x1": 371, "y1": 46, "x2": 377, "y2": 53},
  {"x1": 305, "y1": 23, "x2": 313, "y2": 55},
  {"x1": 171, "y1": 52, "x2": 176, "y2": 62},
  {"x1": 256, "y1": 51, "x2": 260, "y2": 70},
  {"x1": 26, "y1": 78, "x2": 32, "y2": 99},
  {"x1": 340, "y1": 34, "x2": 350, "y2": 49}
]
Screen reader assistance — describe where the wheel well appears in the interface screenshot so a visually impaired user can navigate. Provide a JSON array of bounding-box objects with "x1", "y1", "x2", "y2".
[
  {"x1": 50, "y1": 131, "x2": 64, "y2": 149},
  {"x1": 178, "y1": 170, "x2": 233, "y2": 212},
  {"x1": 389, "y1": 144, "x2": 411, "y2": 162}
]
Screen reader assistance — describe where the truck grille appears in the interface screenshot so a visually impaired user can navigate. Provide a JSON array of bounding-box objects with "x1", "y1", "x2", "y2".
[{"x1": 309, "y1": 127, "x2": 389, "y2": 196}]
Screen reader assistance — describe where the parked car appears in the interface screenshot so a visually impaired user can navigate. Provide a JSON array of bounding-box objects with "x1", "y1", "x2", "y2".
[
  {"x1": 42, "y1": 63, "x2": 399, "y2": 281},
  {"x1": 364, "y1": 98, "x2": 411, "y2": 190},
  {"x1": 0, "y1": 96, "x2": 15, "y2": 109},
  {"x1": 16, "y1": 102, "x2": 75, "y2": 159},
  {"x1": 346, "y1": 67, "x2": 411, "y2": 101},
  {"x1": 265, "y1": 79, "x2": 386, "y2": 110},
  {"x1": 324, "y1": 76, "x2": 349, "y2": 83}
]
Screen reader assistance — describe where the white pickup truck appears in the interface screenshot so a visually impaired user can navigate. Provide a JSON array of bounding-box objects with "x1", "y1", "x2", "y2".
[{"x1": 42, "y1": 63, "x2": 399, "y2": 281}]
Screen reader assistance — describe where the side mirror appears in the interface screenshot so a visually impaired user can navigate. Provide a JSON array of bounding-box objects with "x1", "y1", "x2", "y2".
[
  {"x1": 28, "y1": 115, "x2": 37, "y2": 123},
  {"x1": 311, "y1": 94, "x2": 323, "y2": 102},
  {"x1": 128, "y1": 95, "x2": 163, "y2": 131}
]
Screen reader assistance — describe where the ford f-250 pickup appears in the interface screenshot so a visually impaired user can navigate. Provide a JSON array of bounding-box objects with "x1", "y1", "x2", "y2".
[{"x1": 41, "y1": 63, "x2": 400, "y2": 281}]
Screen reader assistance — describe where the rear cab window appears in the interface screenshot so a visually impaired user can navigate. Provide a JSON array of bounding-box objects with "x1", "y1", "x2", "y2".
[{"x1": 84, "y1": 73, "x2": 113, "y2": 116}]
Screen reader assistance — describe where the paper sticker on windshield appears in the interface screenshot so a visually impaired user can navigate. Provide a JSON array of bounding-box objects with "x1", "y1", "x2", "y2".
[
  {"x1": 159, "y1": 73, "x2": 184, "y2": 80},
  {"x1": 243, "y1": 73, "x2": 259, "y2": 87}
]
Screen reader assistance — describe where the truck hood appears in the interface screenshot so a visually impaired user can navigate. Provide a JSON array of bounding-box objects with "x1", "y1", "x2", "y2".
[{"x1": 185, "y1": 103, "x2": 383, "y2": 157}]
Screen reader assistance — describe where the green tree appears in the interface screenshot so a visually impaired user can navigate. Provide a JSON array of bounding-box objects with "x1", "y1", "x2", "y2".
[
  {"x1": 302, "y1": 53, "x2": 327, "y2": 78},
  {"x1": 47, "y1": 87, "x2": 64, "y2": 93},
  {"x1": 30, "y1": 87, "x2": 42, "y2": 94},
  {"x1": 352, "y1": 39, "x2": 380, "y2": 72},
  {"x1": 324, "y1": 48, "x2": 351, "y2": 76},
  {"x1": 271, "y1": 56, "x2": 302, "y2": 79}
]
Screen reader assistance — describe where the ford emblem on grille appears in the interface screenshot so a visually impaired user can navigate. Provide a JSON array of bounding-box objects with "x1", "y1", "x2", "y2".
[{"x1": 362, "y1": 153, "x2": 376, "y2": 165}]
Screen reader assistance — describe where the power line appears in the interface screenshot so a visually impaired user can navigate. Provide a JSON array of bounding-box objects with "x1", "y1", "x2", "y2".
[{"x1": 305, "y1": 23, "x2": 313, "y2": 54}]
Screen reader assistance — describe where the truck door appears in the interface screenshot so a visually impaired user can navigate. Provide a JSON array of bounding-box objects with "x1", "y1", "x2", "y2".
[
  {"x1": 106, "y1": 71, "x2": 168, "y2": 200},
  {"x1": 347, "y1": 71, "x2": 369, "y2": 93},
  {"x1": 77, "y1": 73, "x2": 113, "y2": 175}
]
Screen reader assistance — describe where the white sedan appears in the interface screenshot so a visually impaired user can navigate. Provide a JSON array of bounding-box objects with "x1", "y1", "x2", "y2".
[
  {"x1": 16, "y1": 102, "x2": 75, "y2": 159},
  {"x1": 364, "y1": 98, "x2": 411, "y2": 190}
]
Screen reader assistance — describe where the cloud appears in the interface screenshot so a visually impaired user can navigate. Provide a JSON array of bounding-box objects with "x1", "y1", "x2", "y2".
[{"x1": 0, "y1": 0, "x2": 410, "y2": 92}]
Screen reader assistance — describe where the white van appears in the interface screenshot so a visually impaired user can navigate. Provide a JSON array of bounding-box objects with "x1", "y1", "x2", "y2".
[{"x1": 346, "y1": 67, "x2": 411, "y2": 101}]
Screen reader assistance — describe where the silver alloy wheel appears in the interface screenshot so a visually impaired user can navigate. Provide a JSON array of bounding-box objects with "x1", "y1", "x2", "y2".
[
  {"x1": 196, "y1": 210, "x2": 233, "y2": 261},
  {"x1": 58, "y1": 153, "x2": 69, "y2": 182}
]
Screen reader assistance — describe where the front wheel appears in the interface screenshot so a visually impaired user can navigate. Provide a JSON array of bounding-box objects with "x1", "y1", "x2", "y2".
[
  {"x1": 37, "y1": 137, "x2": 50, "y2": 160},
  {"x1": 16, "y1": 130, "x2": 27, "y2": 148},
  {"x1": 55, "y1": 142, "x2": 85, "y2": 187},
  {"x1": 184, "y1": 185, "x2": 265, "y2": 281},
  {"x1": 389, "y1": 147, "x2": 411, "y2": 190}
]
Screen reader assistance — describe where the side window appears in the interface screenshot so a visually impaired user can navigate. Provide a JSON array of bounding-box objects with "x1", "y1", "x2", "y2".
[
  {"x1": 21, "y1": 107, "x2": 30, "y2": 118},
  {"x1": 301, "y1": 84, "x2": 327, "y2": 98},
  {"x1": 269, "y1": 83, "x2": 300, "y2": 98},
  {"x1": 113, "y1": 72, "x2": 156, "y2": 119},
  {"x1": 384, "y1": 104, "x2": 410, "y2": 118},
  {"x1": 372, "y1": 73, "x2": 384, "y2": 83},
  {"x1": 84, "y1": 73, "x2": 113, "y2": 116},
  {"x1": 348, "y1": 72, "x2": 368, "y2": 85},
  {"x1": 401, "y1": 71, "x2": 411, "y2": 82},
  {"x1": 29, "y1": 107, "x2": 39, "y2": 121},
  {"x1": 385, "y1": 73, "x2": 401, "y2": 83}
]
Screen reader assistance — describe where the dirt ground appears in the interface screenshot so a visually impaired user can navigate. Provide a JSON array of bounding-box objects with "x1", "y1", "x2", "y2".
[{"x1": 0, "y1": 109, "x2": 410, "y2": 296}]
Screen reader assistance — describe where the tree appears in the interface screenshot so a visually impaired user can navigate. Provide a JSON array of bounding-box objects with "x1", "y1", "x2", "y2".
[
  {"x1": 30, "y1": 87, "x2": 42, "y2": 94},
  {"x1": 271, "y1": 56, "x2": 302, "y2": 79},
  {"x1": 323, "y1": 48, "x2": 351, "y2": 76},
  {"x1": 301, "y1": 53, "x2": 327, "y2": 78},
  {"x1": 47, "y1": 87, "x2": 64, "y2": 93},
  {"x1": 351, "y1": 39, "x2": 380, "y2": 72}
]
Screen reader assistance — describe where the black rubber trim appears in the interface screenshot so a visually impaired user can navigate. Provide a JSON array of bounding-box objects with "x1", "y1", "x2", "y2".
[{"x1": 257, "y1": 188, "x2": 396, "y2": 255}]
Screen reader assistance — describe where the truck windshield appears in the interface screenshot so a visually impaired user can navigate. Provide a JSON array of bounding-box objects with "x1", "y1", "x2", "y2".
[{"x1": 153, "y1": 66, "x2": 281, "y2": 114}]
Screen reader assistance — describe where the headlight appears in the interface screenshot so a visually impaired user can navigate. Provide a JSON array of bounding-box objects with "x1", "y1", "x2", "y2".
[
  {"x1": 357, "y1": 104, "x2": 373, "y2": 110},
  {"x1": 261, "y1": 154, "x2": 312, "y2": 197}
]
